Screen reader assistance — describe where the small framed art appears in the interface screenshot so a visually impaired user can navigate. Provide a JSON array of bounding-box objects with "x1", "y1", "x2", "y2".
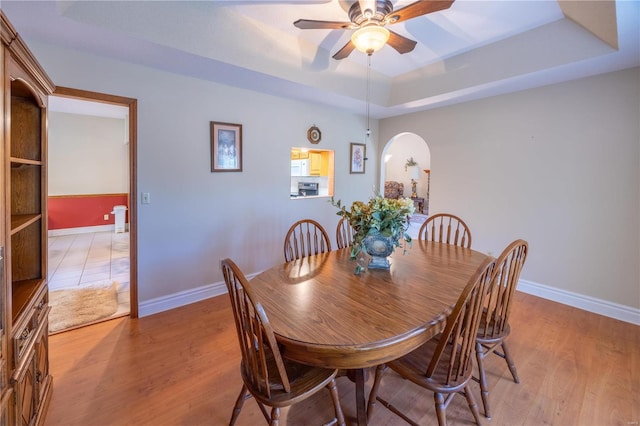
[
  {"x1": 350, "y1": 143, "x2": 366, "y2": 174},
  {"x1": 211, "y1": 121, "x2": 242, "y2": 172}
]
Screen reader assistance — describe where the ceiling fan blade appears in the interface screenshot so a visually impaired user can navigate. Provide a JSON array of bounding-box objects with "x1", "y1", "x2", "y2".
[
  {"x1": 387, "y1": 30, "x2": 417, "y2": 54},
  {"x1": 388, "y1": 0, "x2": 455, "y2": 25},
  {"x1": 332, "y1": 41, "x2": 356, "y2": 60},
  {"x1": 293, "y1": 19, "x2": 353, "y2": 30}
]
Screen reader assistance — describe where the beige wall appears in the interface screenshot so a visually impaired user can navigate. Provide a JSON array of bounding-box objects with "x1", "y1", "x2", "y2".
[
  {"x1": 30, "y1": 40, "x2": 378, "y2": 310},
  {"x1": 48, "y1": 112, "x2": 128, "y2": 195},
  {"x1": 380, "y1": 67, "x2": 640, "y2": 312}
]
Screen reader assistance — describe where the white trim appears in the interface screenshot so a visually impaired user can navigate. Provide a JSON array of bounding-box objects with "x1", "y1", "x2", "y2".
[
  {"x1": 138, "y1": 272, "x2": 260, "y2": 318},
  {"x1": 517, "y1": 279, "x2": 640, "y2": 326},
  {"x1": 138, "y1": 282, "x2": 227, "y2": 318},
  {"x1": 48, "y1": 224, "x2": 116, "y2": 236}
]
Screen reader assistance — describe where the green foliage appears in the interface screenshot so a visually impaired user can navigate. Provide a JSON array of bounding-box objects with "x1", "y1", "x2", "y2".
[
  {"x1": 330, "y1": 193, "x2": 415, "y2": 270},
  {"x1": 405, "y1": 157, "x2": 418, "y2": 171}
]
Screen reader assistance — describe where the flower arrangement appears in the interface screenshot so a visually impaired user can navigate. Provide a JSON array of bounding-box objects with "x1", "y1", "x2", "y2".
[{"x1": 331, "y1": 193, "x2": 415, "y2": 273}]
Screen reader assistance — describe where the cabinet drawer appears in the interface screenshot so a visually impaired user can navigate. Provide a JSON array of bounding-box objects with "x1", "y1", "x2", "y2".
[
  {"x1": 33, "y1": 294, "x2": 48, "y2": 328},
  {"x1": 12, "y1": 287, "x2": 48, "y2": 368},
  {"x1": 13, "y1": 322, "x2": 34, "y2": 367}
]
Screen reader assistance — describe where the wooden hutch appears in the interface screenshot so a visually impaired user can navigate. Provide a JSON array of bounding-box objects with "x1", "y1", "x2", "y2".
[{"x1": 1, "y1": 11, "x2": 54, "y2": 425}]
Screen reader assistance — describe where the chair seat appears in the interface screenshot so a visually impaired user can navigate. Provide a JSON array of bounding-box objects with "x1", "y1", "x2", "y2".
[
  {"x1": 242, "y1": 350, "x2": 339, "y2": 407},
  {"x1": 388, "y1": 337, "x2": 473, "y2": 394}
]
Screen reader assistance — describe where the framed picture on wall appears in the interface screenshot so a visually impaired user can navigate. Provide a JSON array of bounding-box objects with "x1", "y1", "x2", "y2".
[
  {"x1": 350, "y1": 143, "x2": 366, "y2": 174},
  {"x1": 211, "y1": 121, "x2": 242, "y2": 172}
]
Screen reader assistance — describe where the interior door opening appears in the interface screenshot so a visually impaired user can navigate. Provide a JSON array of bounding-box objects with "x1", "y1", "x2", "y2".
[{"x1": 47, "y1": 87, "x2": 138, "y2": 332}]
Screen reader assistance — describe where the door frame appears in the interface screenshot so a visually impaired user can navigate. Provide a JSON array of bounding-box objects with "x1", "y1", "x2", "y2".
[{"x1": 52, "y1": 86, "x2": 139, "y2": 317}]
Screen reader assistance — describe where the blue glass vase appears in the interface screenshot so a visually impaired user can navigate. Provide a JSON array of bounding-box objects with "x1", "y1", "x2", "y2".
[{"x1": 363, "y1": 232, "x2": 395, "y2": 269}]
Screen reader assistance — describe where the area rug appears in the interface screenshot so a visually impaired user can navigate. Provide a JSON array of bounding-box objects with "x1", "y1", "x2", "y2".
[{"x1": 49, "y1": 280, "x2": 118, "y2": 334}]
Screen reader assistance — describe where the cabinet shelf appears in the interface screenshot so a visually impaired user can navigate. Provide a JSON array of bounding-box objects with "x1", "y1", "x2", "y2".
[
  {"x1": 10, "y1": 215, "x2": 41, "y2": 235},
  {"x1": 11, "y1": 279, "x2": 43, "y2": 323},
  {"x1": 10, "y1": 157, "x2": 42, "y2": 166}
]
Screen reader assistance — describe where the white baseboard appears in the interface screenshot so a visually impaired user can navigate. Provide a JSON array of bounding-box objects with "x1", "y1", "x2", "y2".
[
  {"x1": 138, "y1": 282, "x2": 227, "y2": 317},
  {"x1": 138, "y1": 275, "x2": 640, "y2": 326},
  {"x1": 517, "y1": 279, "x2": 640, "y2": 326},
  {"x1": 48, "y1": 224, "x2": 129, "y2": 236},
  {"x1": 138, "y1": 271, "x2": 260, "y2": 318}
]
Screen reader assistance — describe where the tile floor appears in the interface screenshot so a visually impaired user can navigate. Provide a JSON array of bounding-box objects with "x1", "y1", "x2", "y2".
[{"x1": 48, "y1": 231, "x2": 130, "y2": 318}]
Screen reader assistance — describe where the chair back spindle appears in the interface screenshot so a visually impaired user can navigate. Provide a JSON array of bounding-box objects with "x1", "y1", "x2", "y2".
[
  {"x1": 284, "y1": 219, "x2": 331, "y2": 262},
  {"x1": 336, "y1": 217, "x2": 354, "y2": 250},
  {"x1": 478, "y1": 239, "x2": 528, "y2": 340},
  {"x1": 419, "y1": 213, "x2": 472, "y2": 248},
  {"x1": 474, "y1": 239, "x2": 529, "y2": 419},
  {"x1": 426, "y1": 257, "x2": 494, "y2": 384}
]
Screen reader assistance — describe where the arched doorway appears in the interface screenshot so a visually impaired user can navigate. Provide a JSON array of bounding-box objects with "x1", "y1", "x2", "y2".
[{"x1": 380, "y1": 132, "x2": 431, "y2": 215}]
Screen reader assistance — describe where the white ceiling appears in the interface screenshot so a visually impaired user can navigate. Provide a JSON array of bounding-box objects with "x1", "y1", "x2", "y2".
[{"x1": 2, "y1": 0, "x2": 639, "y2": 119}]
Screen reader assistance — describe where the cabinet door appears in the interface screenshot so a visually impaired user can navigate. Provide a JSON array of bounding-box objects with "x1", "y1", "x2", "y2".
[
  {"x1": 34, "y1": 324, "x2": 49, "y2": 410},
  {"x1": 0, "y1": 388, "x2": 12, "y2": 426},
  {"x1": 13, "y1": 349, "x2": 35, "y2": 426},
  {"x1": 309, "y1": 153, "x2": 322, "y2": 175},
  {"x1": 0, "y1": 248, "x2": 6, "y2": 397}
]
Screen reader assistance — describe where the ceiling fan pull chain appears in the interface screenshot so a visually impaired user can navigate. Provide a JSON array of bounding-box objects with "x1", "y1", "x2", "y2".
[{"x1": 366, "y1": 53, "x2": 371, "y2": 142}]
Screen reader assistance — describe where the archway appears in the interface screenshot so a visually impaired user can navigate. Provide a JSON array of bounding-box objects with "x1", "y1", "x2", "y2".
[{"x1": 380, "y1": 132, "x2": 431, "y2": 215}]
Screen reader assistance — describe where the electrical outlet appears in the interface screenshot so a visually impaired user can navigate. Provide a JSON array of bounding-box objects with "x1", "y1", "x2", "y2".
[{"x1": 104, "y1": 214, "x2": 109, "y2": 220}]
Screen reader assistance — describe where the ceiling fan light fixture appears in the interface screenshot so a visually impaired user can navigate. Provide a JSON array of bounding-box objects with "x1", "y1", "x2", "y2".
[{"x1": 351, "y1": 25, "x2": 390, "y2": 55}]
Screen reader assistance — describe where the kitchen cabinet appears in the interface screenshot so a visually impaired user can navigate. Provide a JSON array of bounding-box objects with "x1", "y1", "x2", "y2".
[
  {"x1": 309, "y1": 153, "x2": 322, "y2": 176},
  {"x1": 290, "y1": 159, "x2": 309, "y2": 177},
  {"x1": 1, "y1": 12, "x2": 54, "y2": 425}
]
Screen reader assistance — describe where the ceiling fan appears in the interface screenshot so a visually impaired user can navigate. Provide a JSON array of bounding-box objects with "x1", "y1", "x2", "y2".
[{"x1": 293, "y1": 0, "x2": 455, "y2": 59}]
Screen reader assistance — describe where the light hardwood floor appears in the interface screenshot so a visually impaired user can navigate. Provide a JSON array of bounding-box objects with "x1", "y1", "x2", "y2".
[{"x1": 43, "y1": 292, "x2": 639, "y2": 426}]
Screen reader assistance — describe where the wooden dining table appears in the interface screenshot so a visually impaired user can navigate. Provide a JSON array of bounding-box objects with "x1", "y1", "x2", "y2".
[{"x1": 251, "y1": 240, "x2": 490, "y2": 425}]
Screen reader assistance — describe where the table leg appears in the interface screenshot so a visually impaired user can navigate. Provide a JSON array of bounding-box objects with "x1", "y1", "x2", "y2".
[{"x1": 347, "y1": 368, "x2": 368, "y2": 425}]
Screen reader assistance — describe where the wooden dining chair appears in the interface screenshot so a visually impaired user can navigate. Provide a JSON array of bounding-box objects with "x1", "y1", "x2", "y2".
[
  {"x1": 283, "y1": 219, "x2": 331, "y2": 262},
  {"x1": 367, "y1": 257, "x2": 495, "y2": 426},
  {"x1": 475, "y1": 239, "x2": 528, "y2": 419},
  {"x1": 221, "y1": 259, "x2": 345, "y2": 426},
  {"x1": 335, "y1": 217, "x2": 354, "y2": 250},
  {"x1": 418, "y1": 213, "x2": 472, "y2": 248}
]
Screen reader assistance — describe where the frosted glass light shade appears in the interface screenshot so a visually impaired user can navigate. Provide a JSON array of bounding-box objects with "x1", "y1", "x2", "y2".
[
  {"x1": 352, "y1": 25, "x2": 390, "y2": 54},
  {"x1": 410, "y1": 166, "x2": 420, "y2": 180}
]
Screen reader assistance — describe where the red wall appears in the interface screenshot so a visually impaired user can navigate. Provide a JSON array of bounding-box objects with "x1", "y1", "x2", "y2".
[{"x1": 48, "y1": 194, "x2": 129, "y2": 230}]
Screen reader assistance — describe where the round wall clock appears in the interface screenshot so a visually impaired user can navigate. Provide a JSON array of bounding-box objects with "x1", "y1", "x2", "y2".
[{"x1": 307, "y1": 126, "x2": 321, "y2": 144}]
